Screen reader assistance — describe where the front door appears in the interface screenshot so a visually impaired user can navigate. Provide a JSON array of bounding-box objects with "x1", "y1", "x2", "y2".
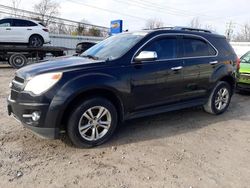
[{"x1": 130, "y1": 35, "x2": 184, "y2": 111}]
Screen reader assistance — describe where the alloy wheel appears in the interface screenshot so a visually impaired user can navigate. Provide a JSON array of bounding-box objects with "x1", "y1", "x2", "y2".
[
  {"x1": 215, "y1": 87, "x2": 230, "y2": 111},
  {"x1": 78, "y1": 106, "x2": 112, "y2": 141}
]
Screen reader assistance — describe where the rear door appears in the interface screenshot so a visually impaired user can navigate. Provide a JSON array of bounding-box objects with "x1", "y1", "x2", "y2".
[
  {"x1": 130, "y1": 35, "x2": 184, "y2": 111},
  {"x1": 11, "y1": 19, "x2": 36, "y2": 43},
  {"x1": 181, "y1": 35, "x2": 218, "y2": 100},
  {"x1": 0, "y1": 19, "x2": 13, "y2": 42}
]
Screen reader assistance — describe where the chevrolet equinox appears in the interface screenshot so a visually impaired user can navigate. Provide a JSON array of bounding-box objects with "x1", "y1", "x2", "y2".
[{"x1": 7, "y1": 27, "x2": 238, "y2": 147}]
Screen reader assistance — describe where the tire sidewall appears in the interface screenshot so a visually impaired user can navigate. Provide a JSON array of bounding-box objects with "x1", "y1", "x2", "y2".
[
  {"x1": 29, "y1": 35, "x2": 43, "y2": 47},
  {"x1": 211, "y1": 82, "x2": 232, "y2": 114},
  {"x1": 67, "y1": 98, "x2": 118, "y2": 148},
  {"x1": 9, "y1": 54, "x2": 27, "y2": 69}
]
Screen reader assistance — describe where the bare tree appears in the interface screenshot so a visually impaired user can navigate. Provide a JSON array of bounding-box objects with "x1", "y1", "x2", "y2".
[
  {"x1": 189, "y1": 17, "x2": 202, "y2": 29},
  {"x1": 145, "y1": 18, "x2": 164, "y2": 29},
  {"x1": 33, "y1": 0, "x2": 60, "y2": 26},
  {"x1": 11, "y1": 0, "x2": 22, "y2": 17},
  {"x1": 225, "y1": 21, "x2": 235, "y2": 41},
  {"x1": 204, "y1": 24, "x2": 216, "y2": 32},
  {"x1": 189, "y1": 17, "x2": 202, "y2": 28},
  {"x1": 234, "y1": 23, "x2": 250, "y2": 42}
]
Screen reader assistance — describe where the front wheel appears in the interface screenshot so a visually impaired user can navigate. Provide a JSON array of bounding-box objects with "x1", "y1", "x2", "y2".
[
  {"x1": 67, "y1": 97, "x2": 118, "y2": 148},
  {"x1": 204, "y1": 81, "x2": 232, "y2": 115}
]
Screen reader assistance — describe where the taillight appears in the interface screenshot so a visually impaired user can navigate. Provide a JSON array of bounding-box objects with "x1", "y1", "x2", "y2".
[
  {"x1": 236, "y1": 57, "x2": 241, "y2": 70},
  {"x1": 42, "y1": 28, "x2": 49, "y2": 32}
]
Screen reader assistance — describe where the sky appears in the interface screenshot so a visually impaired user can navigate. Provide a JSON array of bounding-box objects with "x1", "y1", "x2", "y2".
[{"x1": 0, "y1": 0, "x2": 250, "y2": 35}]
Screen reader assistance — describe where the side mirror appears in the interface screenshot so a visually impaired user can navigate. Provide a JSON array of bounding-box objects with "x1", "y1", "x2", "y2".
[{"x1": 134, "y1": 51, "x2": 158, "y2": 62}]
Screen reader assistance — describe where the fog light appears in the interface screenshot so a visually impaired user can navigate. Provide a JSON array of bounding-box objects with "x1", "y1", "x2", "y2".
[
  {"x1": 23, "y1": 111, "x2": 41, "y2": 122},
  {"x1": 32, "y1": 111, "x2": 40, "y2": 121}
]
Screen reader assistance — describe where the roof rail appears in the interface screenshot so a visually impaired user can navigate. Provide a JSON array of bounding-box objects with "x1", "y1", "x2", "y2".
[
  {"x1": 143, "y1": 26, "x2": 217, "y2": 34},
  {"x1": 142, "y1": 27, "x2": 174, "y2": 31},
  {"x1": 173, "y1": 26, "x2": 213, "y2": 33}
]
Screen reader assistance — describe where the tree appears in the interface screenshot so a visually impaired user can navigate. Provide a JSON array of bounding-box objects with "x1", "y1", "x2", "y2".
[
  {"x1": 204, "y1": 24, "x2": 216, "y2": 32},
  {"x1": 225, "y1": 21, "x2": 235, "y2": 41},
  {"x1": 76, "y1": 19, "x2": 89, "y2": 35},
  {"x1": 33, "y1": 0, "x2": 60, "y2": 26},
  {"x1": 189, "y1": 17, "x2": 202, "y2": 28},
  {"x1": 145, "y1": 18, "x2": 164, "y2": 29},
  {"x1": 88, "y1": 27, "x2": 102, "y2": 37},
  {"x1": 11, "y1": 0, "x2": 22, "y2": 17},
  {"x1": 234, "y1": 23, "x2": 250, "y2": 42}
]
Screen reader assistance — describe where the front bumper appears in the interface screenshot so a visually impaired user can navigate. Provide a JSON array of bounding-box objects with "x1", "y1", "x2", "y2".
[{"x1": 7, "y1": 96, "x2": 60, "y2": 139}]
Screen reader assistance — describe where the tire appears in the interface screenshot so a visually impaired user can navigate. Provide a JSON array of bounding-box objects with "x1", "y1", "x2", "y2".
[
  {"x1": 9, "y1": 53, "x2": 28, "y2": 69},
  {"x1": 204, "y1": 81, "x2": 232, "y2": 115},
  {"x1": 29, "y1": 35, "x2": 44, "y2": 47},
  {"x1": 67, "y1": 97, "x2": 118, "y2": 148}
]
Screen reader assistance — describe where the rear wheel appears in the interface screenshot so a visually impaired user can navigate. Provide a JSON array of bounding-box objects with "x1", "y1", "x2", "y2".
[
  {"x1": 204, "y1": 81, "x2": 232, "y2": 114},
  {"x1": 29, "y1": 35, "x2": 43, "y2": 47},
  {"x1": 67, "y1": 97, "x2": 118, "y2": 148},
  {"x1": 9, "y1": 53, "x2": 28, "y2": 69}
]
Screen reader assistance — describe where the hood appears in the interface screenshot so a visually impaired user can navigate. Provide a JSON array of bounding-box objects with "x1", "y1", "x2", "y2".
[
  {"x1": 16, "y1": 56, "x2": 105, "y2": 79},
  {"x1": 239, "y1": 62, "x2": 250, "y2": 73}
]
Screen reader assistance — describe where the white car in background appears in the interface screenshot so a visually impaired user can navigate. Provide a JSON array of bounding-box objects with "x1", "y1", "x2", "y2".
[{"x1": 0, "y1": 18, "x2": 50, "y2": 47}]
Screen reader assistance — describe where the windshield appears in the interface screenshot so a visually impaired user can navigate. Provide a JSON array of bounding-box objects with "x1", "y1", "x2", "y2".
[{"x1": 81, "y1": 32, "x2": 147, "y2": 60}]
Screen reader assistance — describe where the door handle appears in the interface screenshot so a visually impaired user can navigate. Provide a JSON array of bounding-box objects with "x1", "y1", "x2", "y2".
[
  {"x1": 210, "y1": 61, "x2": 218, "y2": 65},
  {"x1": 171, "y1": 66, "x2": 183, "y2": 71},
  {"x1": 6, "y1": 28, "x2": 11, "y2": 30},
  {"x1": 27, "y1": 28, "x2": 32, "y2": 30}
]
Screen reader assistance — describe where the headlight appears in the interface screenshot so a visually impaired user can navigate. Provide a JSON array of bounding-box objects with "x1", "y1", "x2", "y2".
[{"x1": 24, "y1": 72, "x2": 62, "y2": 95}]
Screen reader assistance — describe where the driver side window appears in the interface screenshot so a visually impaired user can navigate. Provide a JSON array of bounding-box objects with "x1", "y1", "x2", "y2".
[{"x1": 142, "y1": 37, "x2": 177, "y2": 60}]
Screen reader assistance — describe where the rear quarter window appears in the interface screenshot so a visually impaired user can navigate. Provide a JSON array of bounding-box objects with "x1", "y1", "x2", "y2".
[{"x1": 211, "y1": 38, "x2": 236, "y2": 57}]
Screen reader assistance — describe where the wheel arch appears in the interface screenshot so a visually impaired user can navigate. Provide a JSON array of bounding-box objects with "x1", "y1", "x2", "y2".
[
  {"x1": 220, "y1": 75, "x2": 236, "y2": 91},
  {"x1": 29, "y1": 34, "x2": 44, "y2": 43},
  {"x1": 59, "y1": 88, "x2": 125, "y2": 130}
]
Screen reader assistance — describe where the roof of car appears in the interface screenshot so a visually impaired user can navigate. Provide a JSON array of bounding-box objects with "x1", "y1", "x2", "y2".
[
  {"x1": 145, "y1": 27, "x2": 225, "y2": 38},
  {"x1": 3, "y1": 17, "x2": 42, "y2": 24}
]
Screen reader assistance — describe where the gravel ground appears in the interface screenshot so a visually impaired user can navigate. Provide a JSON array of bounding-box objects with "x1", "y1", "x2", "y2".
[{"x1": 0, "y1": 66, "x2": 250, "y2": 188}]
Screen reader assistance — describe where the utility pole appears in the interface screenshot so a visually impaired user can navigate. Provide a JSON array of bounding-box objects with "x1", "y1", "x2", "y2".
[{"x1": 225, "y1": 21, "x2": 236, "y2": 41}]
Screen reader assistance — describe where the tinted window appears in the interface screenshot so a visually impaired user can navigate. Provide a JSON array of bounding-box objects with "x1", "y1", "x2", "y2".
[
  {"x1": 12, "y1": 19, "x2": 37, "y2": 27},
  {"x1": 0, "y1": 19, "x2": 12, "y2": 27},
  {"x1": 142, "y1": 37, "x2": 177, "y2": 60},
  {"x1": 183, "y1": 37, "x2": 216, "y2": 57},
  {"x1": 212, "y1": 38, "x2": 235, "y2": 57}
]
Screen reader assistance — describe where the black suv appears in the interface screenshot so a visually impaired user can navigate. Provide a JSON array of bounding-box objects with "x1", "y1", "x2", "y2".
[{"x1": 7, "y1": 27, "x2": 237, "y2": 147}]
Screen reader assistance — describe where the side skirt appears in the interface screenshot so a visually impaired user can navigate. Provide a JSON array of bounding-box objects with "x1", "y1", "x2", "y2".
[{"x1": 124, "y1": 98, "x2": 206, "y2": 120}]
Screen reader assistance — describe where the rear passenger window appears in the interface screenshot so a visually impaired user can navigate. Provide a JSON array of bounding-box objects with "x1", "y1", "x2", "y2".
[
  {"x1": 12, "y1": 19, "x2": 37, "y2": 27},
  {"x1": 183, "y1": 37, "x2": 216, "y2": 57},
  {"x1": 142, "y1": 37, "x2": 177, "y2": 60}
]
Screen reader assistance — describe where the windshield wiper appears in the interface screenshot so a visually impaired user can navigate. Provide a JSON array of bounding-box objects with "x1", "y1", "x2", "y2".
[{"x1": 81, "y1": 54, "x2": 99, "y2": 60}]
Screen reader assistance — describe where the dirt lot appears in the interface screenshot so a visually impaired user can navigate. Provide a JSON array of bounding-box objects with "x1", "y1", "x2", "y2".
[{"x1": 0, "y1": 66, "x2": 249, "y2": 188}]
